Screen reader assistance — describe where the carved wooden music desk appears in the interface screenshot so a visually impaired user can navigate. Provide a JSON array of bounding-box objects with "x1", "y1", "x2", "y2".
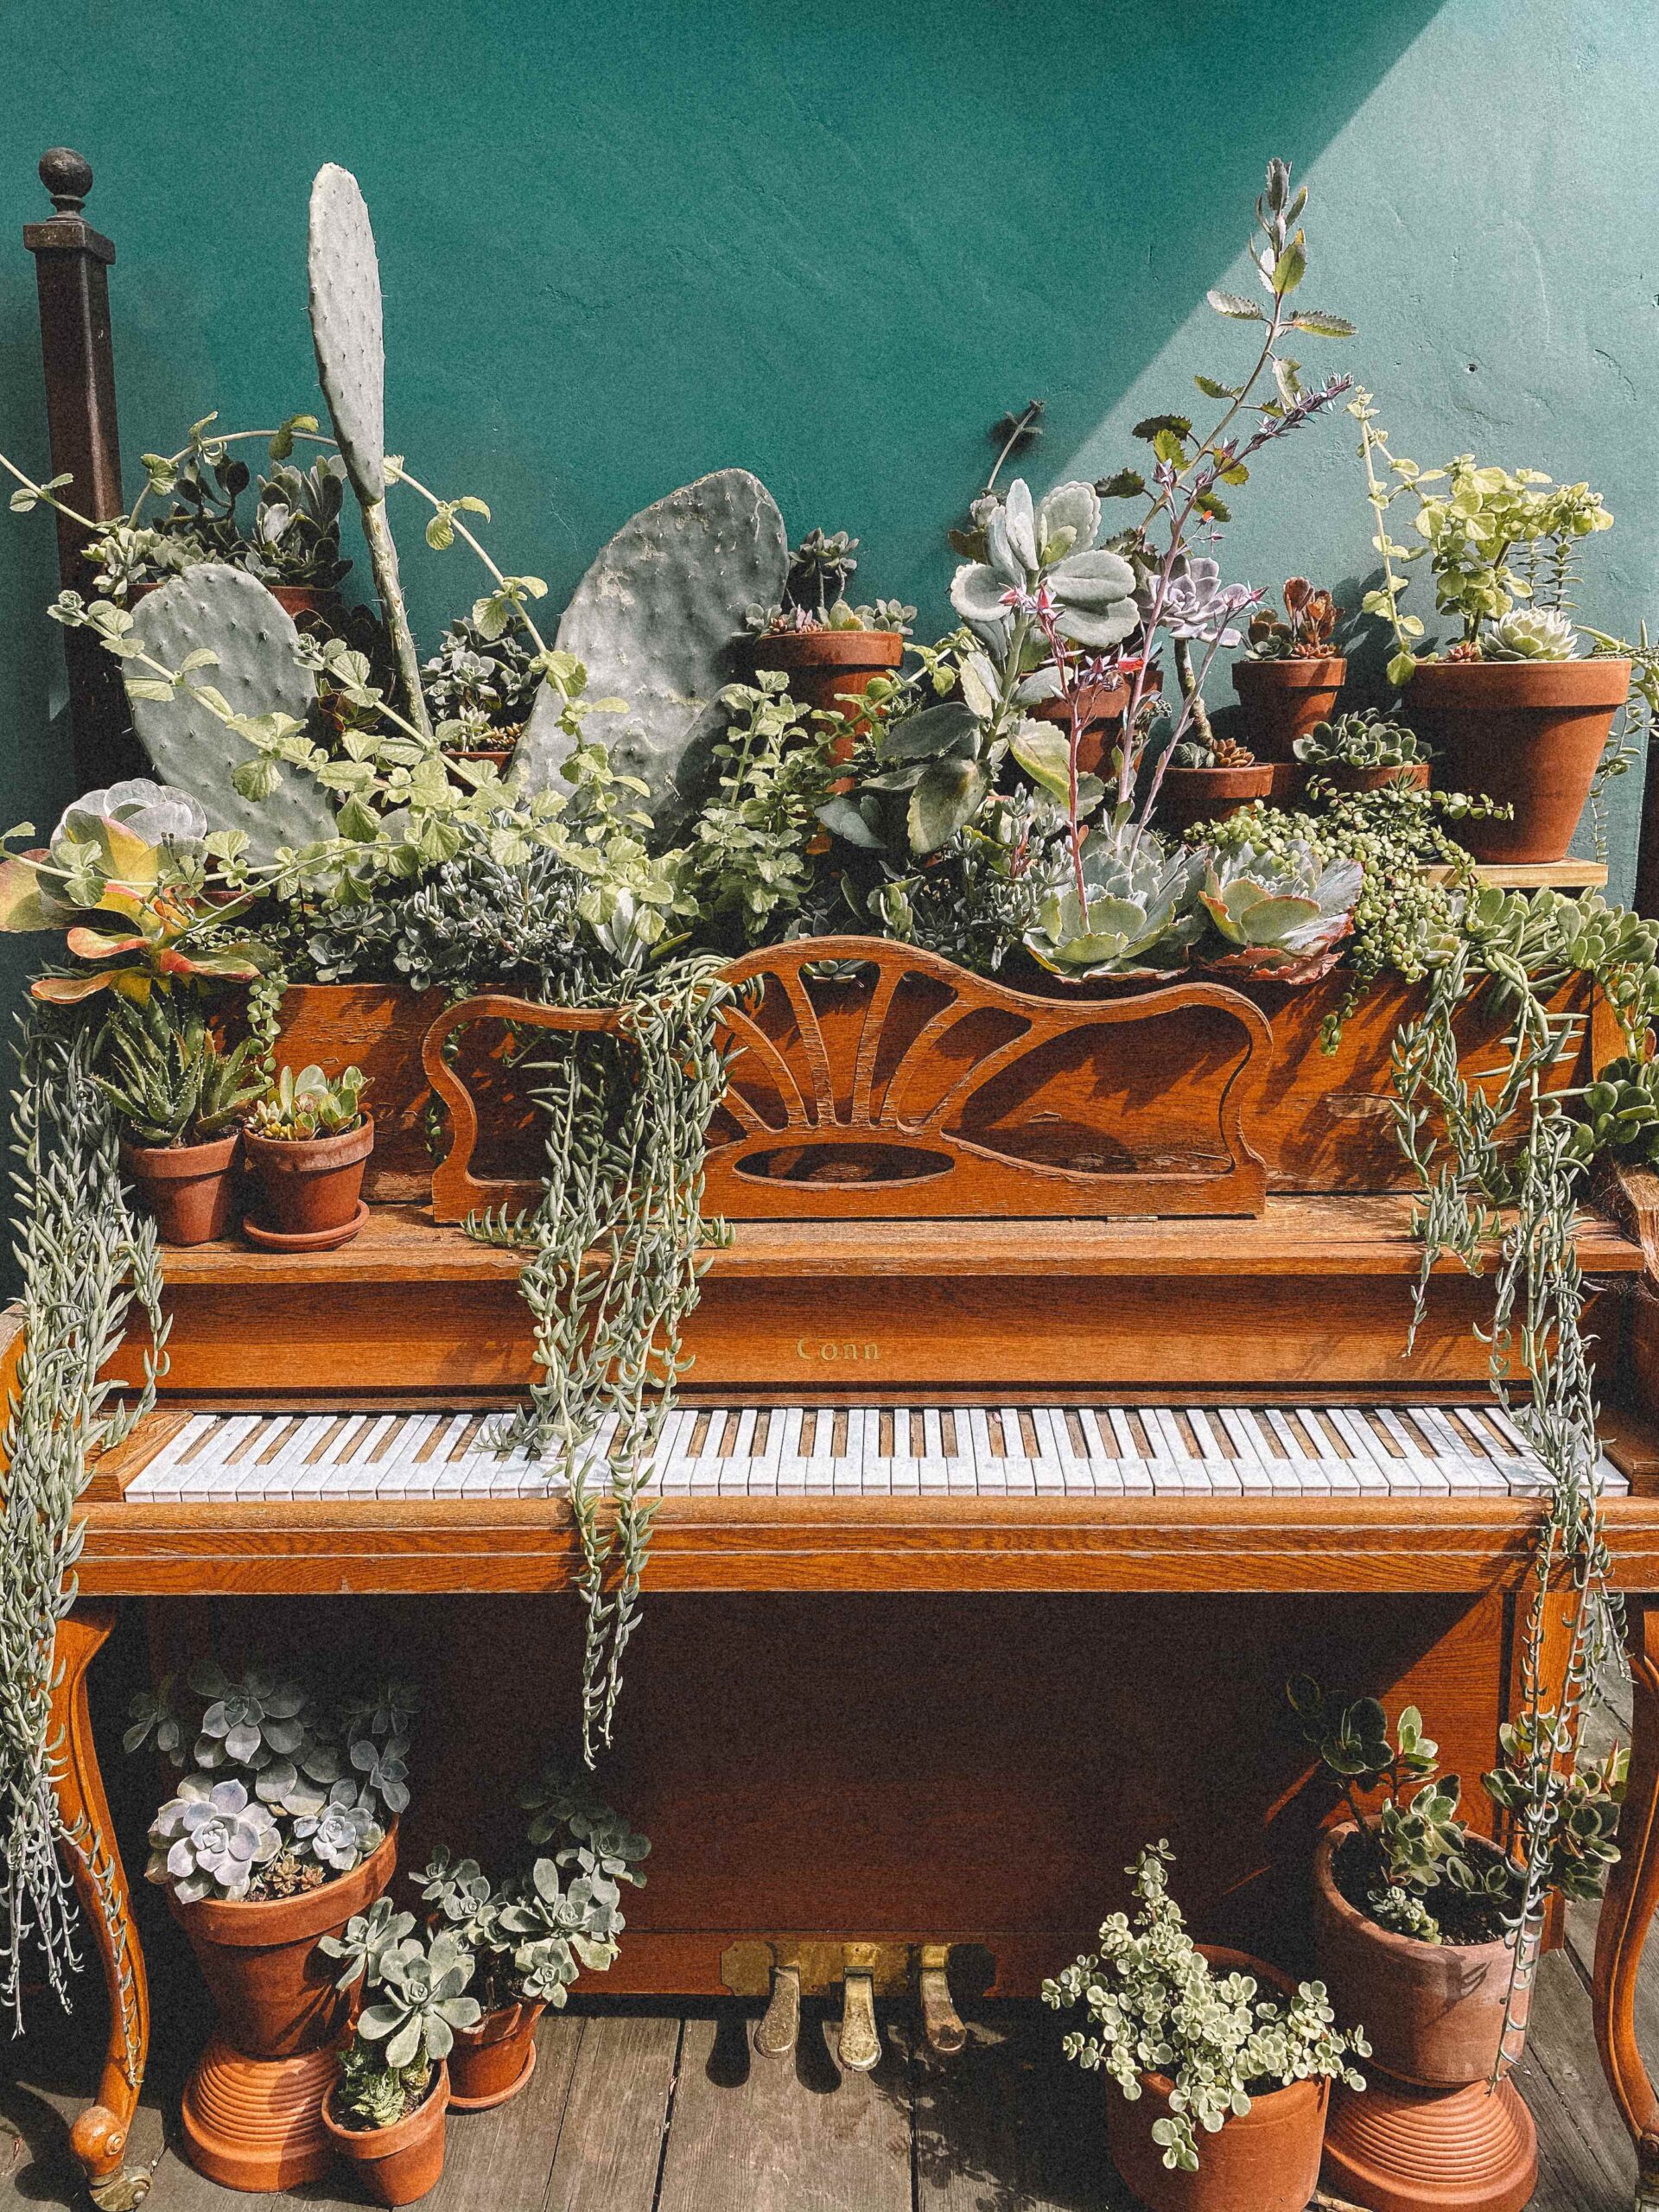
[{"x1": 22, "y1": 1167, "x2": 1659, "y2": 2211}]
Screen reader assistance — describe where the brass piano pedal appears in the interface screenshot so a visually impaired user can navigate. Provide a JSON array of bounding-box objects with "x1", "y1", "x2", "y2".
[
  {"x1": 836, "y1": 1944, "x2": 882, "y2": 2073},
  {"x1": 917, "y1": 1942, "x2": 966, "y2": 2057},
  {"x1": 753, "y1": 1960, "x2": 801, "y2": 2059}
]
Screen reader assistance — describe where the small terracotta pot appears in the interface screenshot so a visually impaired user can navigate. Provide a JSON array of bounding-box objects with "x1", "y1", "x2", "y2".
[
  {"x1": 120, "y1": 1131, "x2": 239, "y2": 1246},
  {"x1": 747, "y1": 629, "x2": 906, "y2": 752},
  {"x1": 268, "y1": 585, "x2": 346, "y2": 624},
  {"x1": 446, "y1": 746, "x2": 516, "y2": 772},
  {"x1": 322, "y1": 2063, "x2": 448, "y2": 2206},
  {"x1": 1313, "y1": 1824, "x2": 1524, "y2": 2088},
  {"x1": 1233, "y1": 656, "x2": 1347, "y2": 762},
  {"x1": 244, "y1": 1114, "x2": 375, "y2": 1237},
  {"x1": 447, "y1": 1999, "x2": 545, "y2": 2110},
  {"x1": 1405, "y1": 656, "x2": 1629, "y2": 862},
  {"x1": 169, "y1": 1824, "x2": 397, "y2": 2059},
  {"x1": 1103, "y1": 1948, "x2": 1329, "y2": 2212},
  {"x1": 1313, "y1": 759, "x2": 1432, "y2": 796},
  {"x1": 1154, "y1": 761, "x2": 1276, "y2": 835}
]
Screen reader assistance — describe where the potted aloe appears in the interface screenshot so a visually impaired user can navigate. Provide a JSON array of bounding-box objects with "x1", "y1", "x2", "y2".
[
  {"x1": 130, "y1": 1665, "x2": 415, "y2": 2189},
  {"x1": 319, "y1": 1911, "x2": 475, "y2": 2205},
  {"x1": 1044, "y1": 1842, "x2": 1367, "y2": 2212},
  {"x1": 415, "y1": 1760, "x2": 648, "y2": 2111},
  {"x1": 1233, "y1": 578, "x2": 1345, "y2": 759},
  {"x1": 747, "y1": 528, "x2": 914, "y2": 741},
  {"x1": 1351, "y1": 398, "x2": 1629, "y2": 860},
  {"x1": 1293, "y1": 709, "x2": 1431, "y2": 794},
  {"x1": 97, "y1": 993, "x2": 264, "y2": 1244},
  {"x1": 1288, "y1": 1680, "x2": 1624, "y2": 2085},
  {"x1": 243, "y1": 1062, "x2": 373, "y2": 1250}
]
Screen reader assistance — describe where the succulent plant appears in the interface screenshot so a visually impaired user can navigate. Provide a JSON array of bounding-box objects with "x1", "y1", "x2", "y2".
[
  {"x1": 246, "y1": 1062, "x2": 369, "y2": 1141},
  {"x1": 96, "y1": 994, "x2": 264, "y2": 1147},
  {"x1": 190, "y1": 1662, "x2": 309, "y2": 1769},
  {"x1": 247, "y1": 455, "x2": 352, "y2": 590},
  {"x1": 350, "y1": 1726, "x2": 412, "y2": 1815},
  {"x1": 1169, "y1": 731, "x2": 1255, "y2": 769},
  {"x1": 498, "y1": 1855, "x2": 620, "y2": 1982},
  {"x1": 1198, "y1": 840, "x2": 1362, "y2": 981},
  {"x1": 521, "y1": 468, "x2": 790, "y2": 830},
  {"x1": 334, "y1": 2044, "x2": 432, "y2": 2130},
  {"x1": 1157, "y1": 556, "x2": 1255, "y2": 645},
  {"x1": 785, "y1": 526, "x2": 860, "y2": 620},
  {"x1": 358, "y1": 1931, "x2": 481, "y2": 2068},
  {"x1": 147, "y1": 1777, "x2": 282, "y2": 1903},
  {"x1": 416, "y1": 1850, "x2": 507, "y2": 1952},
  {"x1": 307, "y1": 163, "x2": 429, "y2": 733},
  {"x1": 1246, "y1": 577, "x2": 1341, "y2": 660},
  {"x1": 950, "y1": 479, "x2": 1139, "y2": 652},
  {"x1": 321, "y1": 1896, "x2": 418, "y2": 1991},
  {"x1": 293, "y1": 1778, "x2": 385, "y2": 1872},
  {"x1": 124, "y1": 1675, "x2": 187, "y2": 1763},
  {"x1": 1487, "y1": 606, "x2": 1580, "y2": 661},
  {"x1": 1572, "y1": 1053, "x2": 1659, "y2": 1170},
  {"x1": 1023, "y1": 823, "x2": 1205, "y2": 981},
  {"x1": 126, "y1": 563, "x2": 338, "y2": 855},
  {"x1": 421, "y1": 616, "x2": 538, "y2": 747},
  {"x1": 1294, "y1": 709, "x2": 1425, "y2": 770}
]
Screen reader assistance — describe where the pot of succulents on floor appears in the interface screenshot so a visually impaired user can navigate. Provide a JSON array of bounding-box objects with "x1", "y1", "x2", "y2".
[
  {"x1": 130, "y1": 1663, "x2": 416, "y2": 2190},
  {"x1": 746, "y1": 527, "x2": 914, "y2": 747},
  {"x1": 1231, "y1": 577, "x2": 1346, "y2": 760},
  {"x1": 1044, "y1": 1841, "x2": 1368, "y2": 2212},
  {"x1": 319, "y1": 1917, "x2": 474, "y2": 2206},
  {"x1": 1292, "y1": 709, "x2": 1432, "y2": 795},
  {"x1": 242, "y1": 1062, "x2": 373, "y2": 1250},
  {"x1": 1288, "y1": 1679, "x2": 1626, "y2": 2212},
  {"x1": 414, "y1": 1759, "x2": 649, "y2": 2110},
  {"x1": 1351, "y1": 399, "x2": 1630, "y2": 862}
]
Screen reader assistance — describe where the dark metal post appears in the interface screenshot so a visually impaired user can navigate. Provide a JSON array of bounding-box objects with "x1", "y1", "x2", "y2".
[{"x1": 22, "y1": 148, "x2": 140, "y2": 791}]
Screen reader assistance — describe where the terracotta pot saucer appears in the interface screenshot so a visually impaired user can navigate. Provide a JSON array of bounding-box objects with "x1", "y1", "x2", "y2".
[
  {"x1": 448, "y1": 2034, "x2": 537, "y2": 2113},
  {"x1": 242, "y1": 1200, "x2": 369, "y2": 1252}
]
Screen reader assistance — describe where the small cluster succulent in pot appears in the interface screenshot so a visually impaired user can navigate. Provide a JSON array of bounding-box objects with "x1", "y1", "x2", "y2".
[{"x1": 129, "y1": 1662, "x2": 416, "y2": 1904}]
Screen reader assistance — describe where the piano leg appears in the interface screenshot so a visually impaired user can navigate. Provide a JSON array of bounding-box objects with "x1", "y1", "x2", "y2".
[
  {"x1": 1595, "y1": 1596, "x2": 1659, "y2": 2210},
  {"x1": 50, "y1": 1602, "x2": 153, "y2": 2210}
]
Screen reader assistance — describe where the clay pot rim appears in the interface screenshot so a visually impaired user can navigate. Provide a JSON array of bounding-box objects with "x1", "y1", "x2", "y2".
[
  {"x1": 1160, "y1": 762, "x2": 1277, "y2": 789},
  {"x1": 1319, "y1": 760, "x2": 1432, "y2": 791},
  {"x1": 243, "y1": 1113, "x2": 375, "y2": 1171},
  {"x1": 1134, "y1": 1945, "x2": 1329, "y2": 2122},
  {"x1": 452, "y1": 1997, "x2": 543, "y2": 2051},
  {"x1": 120, "y1": 1129, "x2": 240, "y2": 1175},
  {"x1": 168, "y1": 1821, "x2": 397, "y2": 1947},
  {"x1": 1233, "y1": 655, "x2": 1347, "y2": 689},
  {"x1": 321, "y1": 2059, "x2": 448, "y2": 2153},
  {"x1": 1407, "y1": 655, "x2": 1630, "y2": 706},
  {"x1": 749, "y1": 628, "x2": 906, "y2": 666},
  {"x1": 1314, "y1": 1821, "x2": 1516, "y2": 1967}
]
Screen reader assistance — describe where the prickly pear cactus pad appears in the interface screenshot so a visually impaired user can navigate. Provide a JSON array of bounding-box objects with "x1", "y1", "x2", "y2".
[
  {"x1": 522, "y1": 468, "x2": 788, "y2": 828},
  {"x1": 128, "y1": 563, "x2": 336, "y2": 854},
  {"x1": 308, "y1": 162, "x2": 385, "y2": 503}
]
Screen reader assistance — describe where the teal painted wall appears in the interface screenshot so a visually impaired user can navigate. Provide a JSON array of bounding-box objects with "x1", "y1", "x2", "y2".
[{"x1": 1, "y1": 0, "x2": 1656, "y2": 1013}]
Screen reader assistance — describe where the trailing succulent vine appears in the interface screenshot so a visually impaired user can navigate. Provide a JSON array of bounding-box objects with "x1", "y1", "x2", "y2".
[
  {"x1": 0, "y1": 1014, "x2": 165, "y2": 2020},
  {"x1": 466, "y1": 961, "x2": 732, "y2": 1765}
]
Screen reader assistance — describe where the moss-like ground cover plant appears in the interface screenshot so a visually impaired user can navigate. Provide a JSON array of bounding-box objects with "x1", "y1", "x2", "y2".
[{"x1": 0, "y1": 149, "x2": 1653, "y2": 2080}]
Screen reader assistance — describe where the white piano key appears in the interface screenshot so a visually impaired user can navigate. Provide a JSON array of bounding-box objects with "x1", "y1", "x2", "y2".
[
  {"x1": 965, "y1": 1407, "x2": 997, "y2": 1493},
  {"x1": 774, "y1": 1404, "x2": 809, "y2": 1493},
  {"x1": 721, "y1": 1408, "x2": 759, "y2": 1496},
  {"x1": 839, "y1": 1408, "x2": 869, "y2": 1495},
  {"x1": 288, "y1": 1414, "x2": 375, "y2": 1500},
  {"x1": 918, "y1": 1405, "x2": 950, "y2": 1494},
  {"x1": 1325, "y1": 1407, "x2": 1393, "y2": 1495},
  {"x1": 1214, "y1": 1408, "x2": 1271, "y2": 1494},
  {"x1": 804, "y1": 1408, "x2": 836, "y2": 1494},
  {"x1": 944, "y1": 1408, "x2": 979, "y2": 1493}
]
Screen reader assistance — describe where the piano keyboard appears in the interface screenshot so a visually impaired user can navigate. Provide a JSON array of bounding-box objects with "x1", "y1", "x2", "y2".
[{"x1": 122, "y1": 1403, "x2": 1618, "y2": 1503}]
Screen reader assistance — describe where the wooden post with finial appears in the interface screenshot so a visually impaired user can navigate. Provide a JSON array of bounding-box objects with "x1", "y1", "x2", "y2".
[{"x1": 23, "y1": 148, "x2": 142, "y2": 791}]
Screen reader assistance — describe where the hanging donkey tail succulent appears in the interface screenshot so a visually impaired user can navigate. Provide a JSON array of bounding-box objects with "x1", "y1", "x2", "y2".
[{"x1": 307, "y1": 162, "x2": 429, "y2": 734}]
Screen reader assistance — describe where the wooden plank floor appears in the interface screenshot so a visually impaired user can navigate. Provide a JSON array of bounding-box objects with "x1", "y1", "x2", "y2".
[{"x1": 0, "y1": 1932, "x2": 1647, "y2": 2212}]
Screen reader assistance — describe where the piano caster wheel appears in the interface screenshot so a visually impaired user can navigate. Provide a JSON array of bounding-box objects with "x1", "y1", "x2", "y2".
[
  {"x1": 753, "y1": 1962, "x2": 801, "y2": 2059},
  {"x1": 836, "y1": 1951, "x2": 881, "y2": 2074},
  {"x1": 918, "y1": 1944, "x2": 966, "y2": 2058}
]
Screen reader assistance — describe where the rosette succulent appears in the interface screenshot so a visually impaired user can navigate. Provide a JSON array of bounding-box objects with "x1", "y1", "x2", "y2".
[
  {"x1": 950, "y1": 479, "x2": 1138, "y2": 651},
  {"x1": 1487, "y1": 606, "x2": 1579, "y2": 661},
  {"x1": 147, "y1": 1777, "x2": 282, "y2": 1903},
  {"x1": 1024, "y1": 823, "x2": 1204, "y2": 981},
  {"x1": 1198, "y1": 841, "x2": 1362, "y2": 982},
  {"x1": 294, "y1": 1778, "x2": 385, "y2": 1872},
  {"x1": 359, "y1": 1931, "x2": 481, "y2": 2069},
  {"x1": 1158, "y1": 556, "x2": 1255, "y2": 646},
  {"x1": 321, "y1": 1896, "x2": 418, "y2": 1991},
  {"x1": 192, "y1": 1662, "x2": 308, "y2": 1770}
]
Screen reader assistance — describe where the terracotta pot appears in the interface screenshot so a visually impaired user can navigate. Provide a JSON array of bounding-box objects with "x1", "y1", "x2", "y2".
[
  {"x1": 322, "y1": 2063, "x2": 448, "y2": 2206},
  {"x1": 168, "y1": 1824, "x2": 397, "y2": 2059},
  {"x1": 119, "y1": 1131, "x2": 238, "y2": 1246},
  {"x1": 747, "y1": 628, "x2": 906, "y2": 752},
  {"x1": 446, "y1": 746, "x2": 516, "y2": 772},
  {"x1": 1405, "y1": 656, "x2": 1629, "y2": 862},
  {"x1": 268, "y1": 584, "x2": 346, "y2": 624},
  {"x1": 1233, "y1": 656, "x2": 1347, "y2": 762},
  {"x1": 1322, "y1": 2072, "x2": 1537, "y2": 2212},
  {"x1": 1313, "y1": 1824, "x2": 1525, "y2": 2087},
  {"x1": 244, "y1": 1114, "x2": 375, "y2": 1237},
  {"x1": 1314, "y1": 759, "x2": 1432, "y2": 796},
  {"x1": 447, "y1": 1999, "x2": 545, "y2": 2110},
  {"x1": 1154, "y1": 761, "x2": 1275, "y2": 835},
  {"x1": 1103, "y1": 1948, "x2": 1329, "y2": 2212}
]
